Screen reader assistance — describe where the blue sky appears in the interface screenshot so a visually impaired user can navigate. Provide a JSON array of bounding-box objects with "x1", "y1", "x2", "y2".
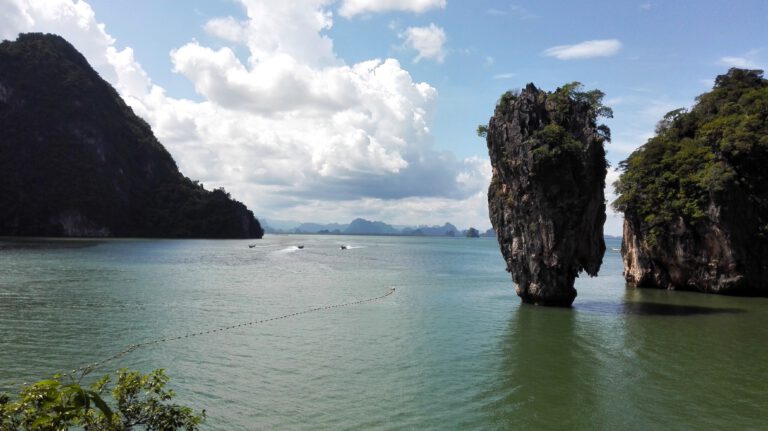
[{"x1": 3, "y1": 0, "x2": 767, "y2": 233}]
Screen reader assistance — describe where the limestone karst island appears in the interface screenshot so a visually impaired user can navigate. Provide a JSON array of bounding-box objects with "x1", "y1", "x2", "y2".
[
  {"x1": 1, "y1": 1, "x2": 767, "y2": 429},
  {"x1": 0, "y1": 34, "x2": 263, "y2": 239},
  {"x1": 483, "y1": 71, "x2": 768, "y2": 305},
  {"x1": 614, "y1": 68, "x2": 768, "y2": 296}
]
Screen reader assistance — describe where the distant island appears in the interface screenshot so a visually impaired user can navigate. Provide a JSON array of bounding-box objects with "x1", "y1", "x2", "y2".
[
  {"x1": 0, "y1": 33, "x2": 263, "y2": 239},
  {"x1": 263, "y1": 217, "x2": 495, "y2": 237}
]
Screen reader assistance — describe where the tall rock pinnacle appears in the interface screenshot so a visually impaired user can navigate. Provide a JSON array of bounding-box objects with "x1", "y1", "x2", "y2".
[{"x1": 484, "y1": 83, "x2": 610, "y2": 306}]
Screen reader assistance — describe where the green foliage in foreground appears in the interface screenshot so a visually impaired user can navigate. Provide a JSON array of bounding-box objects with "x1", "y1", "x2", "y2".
[
  {"x1": 613, "y1": 68, "x2": 768, "y2": 245},
  {"x1": 0, "y1": 369, "x2": 204, "y2": 431}
]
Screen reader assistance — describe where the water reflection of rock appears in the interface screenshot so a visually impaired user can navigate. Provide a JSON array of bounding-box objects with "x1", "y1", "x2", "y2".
[
  {"x1": 0, "y1": 238, "x2": 102, "y2": 250},
  {"x1": 482, "y1": 305, "x2": 602, "y2": 429}
]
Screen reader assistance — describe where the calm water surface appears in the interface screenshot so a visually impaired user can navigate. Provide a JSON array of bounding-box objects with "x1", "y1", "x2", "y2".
[{"x1": 1, "y1": 236, "x2": 766, "y2": 429}]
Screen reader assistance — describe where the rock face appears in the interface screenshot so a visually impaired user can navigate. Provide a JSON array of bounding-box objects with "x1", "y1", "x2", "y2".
[
  {"x1": 485, "y1": 83, "x2": 610, "y2": 306},
  {"x1": 615, "y1": 69, "x2": 768, "y2": 295},
  {"x1": 0, "y1": 33, "x2": 263, "y2": 238},
  {"x1": 620, "y1": 211, "x2": 758, "y2": 294}
]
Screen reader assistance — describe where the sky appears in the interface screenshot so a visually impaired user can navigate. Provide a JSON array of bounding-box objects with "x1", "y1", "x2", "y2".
[{"x1": 2, "y1": 0, "x2": 767, "y2": 234}]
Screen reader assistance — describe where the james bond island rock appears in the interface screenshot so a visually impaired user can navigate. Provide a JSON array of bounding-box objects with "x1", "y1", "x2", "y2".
[
  {"x1": 614, "y1": 68, "x2": 768, "y2": 296},
  {"x1": 0, "y1": 33, "x2": 263, "y2": 238},
  {"x1": 484, "y1": 83, "x2": 611, "y2": 306}
]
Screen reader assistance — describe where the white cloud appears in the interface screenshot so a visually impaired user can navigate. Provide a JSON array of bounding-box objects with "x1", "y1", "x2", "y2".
[
  {"x1": 721, "y1": 56, "x2": 758, "y2": 69},
  {"x1": 203, "y1": 16, "x2": 245, "y2": 43},
  {"x1": 604, "y1": 92, "x2": 689, "y2": 158},
  {"x1": 0, "y1": 0, "x2": 152, "y2": 101},
  {"x1": 637, "y1": 98, "x2": 686, "y2": 124},
  {"x1": 1, "y1": 0, "x2": 493, "y2": 229},
  {"x1": 400, "y1": 23, "x2": 447, "y2": 63},
  {"x1": 339, "y1": 0, "x2": 446, "y2": 18},
  {"x1": 485, "y1": 4, "x2": 536, "y2": 19},
  {"x1": 543, "y1": 39, "x2": 622, "y2": 60},
  {"x1": 493, "y1": 72, "x2": 516, "y2": 79},
  {"x1": 720, "y1": 50, "x2": 764, "y2": 69},
  {"x1": 105, "y1": 45, "x2": 151, "y2": 99}
]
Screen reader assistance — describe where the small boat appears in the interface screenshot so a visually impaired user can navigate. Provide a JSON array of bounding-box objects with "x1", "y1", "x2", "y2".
[
  {"x1": 340, "y1": 245, "x2": 348, "y2": 250},
  {"x1": 248, "y1": 244, "x2": 256, "y2": 248},
  {"x1": 297, "y1": 245, "x2": 304, "y2": 249}
]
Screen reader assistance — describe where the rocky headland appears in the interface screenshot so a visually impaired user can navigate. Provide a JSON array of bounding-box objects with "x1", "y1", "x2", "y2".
[
  {"x1": 0, "y1": 33, "x2": 263, "y2": 238},
  {"x1": 484, "y1": 83, "x2": 611, "y2": 306},
  {"x1": 614, "y1": 68, "x2": 768, "y2": 295}
]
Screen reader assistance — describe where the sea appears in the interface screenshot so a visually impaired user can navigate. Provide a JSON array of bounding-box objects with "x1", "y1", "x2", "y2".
[{"x1": 1, "y1": 235, "x2": 766, "y2": 430}]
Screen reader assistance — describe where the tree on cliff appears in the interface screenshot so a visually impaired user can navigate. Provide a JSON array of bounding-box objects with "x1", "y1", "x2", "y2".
[
  {"x1": 614, "y1": 68, "x2": 768, "y2": 243},
  {"x1": 613, "y1": 68, "x2": 768, "y2": 294}
]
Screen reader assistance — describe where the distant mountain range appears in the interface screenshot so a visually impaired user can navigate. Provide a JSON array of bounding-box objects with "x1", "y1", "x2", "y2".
[
  {"x1": 295, "y1": 222, "x2": 348, "y2": 233},
  {"x1": 346, "y1": 218, "x2": 399, "y2": 235},
  {"x1": 263, "y1": 218, "x2": 496, "y2": 237},
  {"x1": 401, "y1": 222, "x2": 459, "y2": 236}
]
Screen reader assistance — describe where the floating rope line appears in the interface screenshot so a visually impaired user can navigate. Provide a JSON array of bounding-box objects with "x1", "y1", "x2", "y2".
[{"x1": 3, "y1": 288, "x2": 395, "y2": 390}]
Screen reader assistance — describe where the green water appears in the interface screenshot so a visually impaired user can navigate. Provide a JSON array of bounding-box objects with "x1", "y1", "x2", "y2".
[{"x1": 1, "y1": 236, "x2": 766, "y2": 429}]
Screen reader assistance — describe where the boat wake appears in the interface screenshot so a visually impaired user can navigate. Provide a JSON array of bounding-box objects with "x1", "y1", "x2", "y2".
[{"x1": 274, "y1": 247, "x2": 300, "y2": 254}]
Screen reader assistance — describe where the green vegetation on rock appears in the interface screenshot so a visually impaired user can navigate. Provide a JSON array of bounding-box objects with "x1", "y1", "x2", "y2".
[
  {"x1": 487, "y1": 82, "x2": 614, "y2": 195},
  {"x1": 529, "y1": 124, "x2": 586, "y2": 167},
  {"x1": 614, "y1": 68, "x2": 768, "y2": 245},
  {"x1": 547, "y1": 82, "x2": 614, "y2": 126},
  {"x1": 488, "y1": 82, "x2": 612, "y2": 179}
]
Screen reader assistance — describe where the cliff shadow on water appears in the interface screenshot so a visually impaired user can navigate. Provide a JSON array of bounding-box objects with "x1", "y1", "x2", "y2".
[
  {"x1": 610, "y1": 287, "x2": 768, "y2": 428},
  {"x1": 575, "y1": 286, "x2": 746, "y2": 316},
  {"x1": 0, "y1": 237, "x2": 102, "y2": 250}
]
